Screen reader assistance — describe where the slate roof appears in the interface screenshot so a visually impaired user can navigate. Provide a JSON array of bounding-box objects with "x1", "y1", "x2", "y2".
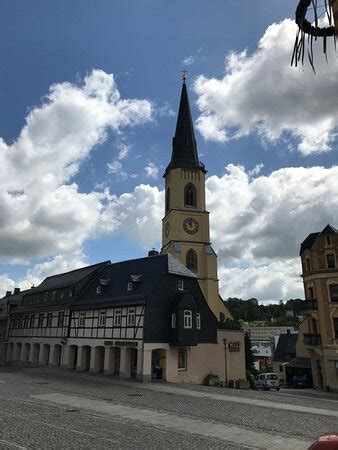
[
  {"x1": 300, "y1": 224, "x2": 338, "y2": 254},
  {"x1": 72, "y1": 253, "x2": 196, "y2": 310},
  {"x1": 273, "y1": 332, "x2": 298, "y2": 362},
  {"x1": 31, "y1": 261, "x2": 110, "y2": 293},
  {"x1": 284, "y1": 357, "x2": 311, "y2": 369},
  {"x1": 0, "y1": 288, "x2": 34, "y2": 316},
  {"x1": 165, "y1": 81, "x2": 206, "y2": 176}
]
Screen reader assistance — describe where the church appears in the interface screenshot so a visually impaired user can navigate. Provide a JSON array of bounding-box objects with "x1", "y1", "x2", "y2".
[{"x1": 1, "y1": 77, "x2": 246, "y2": 385}]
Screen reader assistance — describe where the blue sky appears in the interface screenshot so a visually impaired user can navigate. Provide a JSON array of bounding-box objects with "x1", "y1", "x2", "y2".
[{"x1": 0, "y1": 0, "x2": 337, "y2": 301}]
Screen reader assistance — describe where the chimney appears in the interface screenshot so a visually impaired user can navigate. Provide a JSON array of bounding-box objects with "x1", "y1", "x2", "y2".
[
  {"x1": 13, "y1": 287, "x2": 21, "y2": 295},
  {"x1": 5, "y1": 291, "x2": 12, "y2": 297},
  {"x1": 148, "y1": 249, "x2": 159, "y2": 257}
]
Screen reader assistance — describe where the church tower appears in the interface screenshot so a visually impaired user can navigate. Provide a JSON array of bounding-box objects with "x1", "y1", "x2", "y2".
[{"x1": 161, "y1": 76, "x2": 232, "y2": 321}]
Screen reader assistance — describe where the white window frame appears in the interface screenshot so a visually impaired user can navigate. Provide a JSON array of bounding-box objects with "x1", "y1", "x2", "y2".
[
  {"x1": 114, "y1": 309, "x2": 122, "y2": 327},
  {"x1": 127, "y1": 282, "x2": 133, "y2": 292},
  {"x1": 178, "y1": 280, "x2": 184, "y2": 291},
  {"x1": 79, "y1": 312, "x2": 85, "y2": 328},
  {"x1": 184, "y1": 310, "x2": 192, "y2": 329},
  {"x1": 96, "y1": 285, "x2": 102, "y2": 295},
  {"x1": 127, "y1": 308, "x2": 135, "y2": 326},
  {"x1": 171, "y1": 313, "x2": 176, "y2": 329},
  {"x1": 58, "y1": 311, "x2": 64, "y2": 328},
  {"x1": 196, "y1": 313, "x2": 201, "y2": 330},
  {"x1": 178, "y1": 348, "x2": 187, "y2": 371},
  {"x1": 98, "y1": 311, "x2": 106, "y2": 327}
]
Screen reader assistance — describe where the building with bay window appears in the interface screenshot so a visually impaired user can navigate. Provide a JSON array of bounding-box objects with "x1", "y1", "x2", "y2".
[{"x1": 300, "y1": 224, "x2": 338, "y2": 391}]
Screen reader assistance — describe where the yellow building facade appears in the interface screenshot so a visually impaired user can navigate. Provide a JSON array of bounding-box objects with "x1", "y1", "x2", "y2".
[
  {"x1": 300, "y1": 224, "x2": 338, "y2": 391},
  {"x1": 160, "y1": 78, "x2": 232, "y2": 321}
]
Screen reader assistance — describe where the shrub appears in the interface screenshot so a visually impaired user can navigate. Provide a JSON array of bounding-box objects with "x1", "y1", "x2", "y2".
[{"x1": 204, "y1": 372, "x2": 220, "y2": 386}]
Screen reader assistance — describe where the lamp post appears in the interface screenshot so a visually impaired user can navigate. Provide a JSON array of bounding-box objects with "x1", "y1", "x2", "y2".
[{"x1": 223, "y1": 338, "x2": 228, "y2": 387}]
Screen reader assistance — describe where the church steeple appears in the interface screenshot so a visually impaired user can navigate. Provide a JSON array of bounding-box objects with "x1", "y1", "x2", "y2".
[{"x1": 165, "y1": 77, "x2": 204, "y2": 176}]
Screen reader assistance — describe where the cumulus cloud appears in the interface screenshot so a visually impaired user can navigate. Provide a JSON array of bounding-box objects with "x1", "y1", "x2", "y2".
[
  {"x1": 194, "y1": 19, "x2": 338, "y2": 154},
  {"x1": 0, "y1": 69, "x2": 153, "y2": 263}
]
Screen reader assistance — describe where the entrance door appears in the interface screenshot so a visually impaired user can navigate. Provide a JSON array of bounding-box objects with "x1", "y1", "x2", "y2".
[
  {"x1": 130, "y1": 348, "x2": 137, "y2": 379},
  {"x1": 151, "y1": 349, "x2": 166, "y2": 380}
]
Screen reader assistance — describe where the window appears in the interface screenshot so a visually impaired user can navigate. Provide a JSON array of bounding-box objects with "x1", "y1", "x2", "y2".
[
  {"x1": 178, "y1": 280, "x2": 184, "y2": 291},
  {"x1": 186, "y1": 249, "x2": 198, "y2": 272},
  {"x1": 98, "y1": 311, "x2": 106, "y2": 327},
  {"x1": 326, "y1": 254, "x2": 336, "y2": 269},
  {"x1": 24, "y1": 315, "x2": 29, "y2": 328},
  {"x1": 60, "y1": 290, "x2": 64, "y2": 300},
  {"x1": 326, "y1": 236, "x2": 331, "y2": 246},
  {"x1": 68, "y1": 288, "x2": 73, "y2": 298},
  {"x1": 20, "y1": 316, "x2": 24, "y2": 328},
  {"x1": 329, "y1": 284, "x2": 338, "y2": 303},
  {"x1": 305, "y1": 258, "x2": 311, "y2": 272},
  {"x1": 127, "y1": 282, "x2": 133, "y2": 292},
  {"x1": 127, "y1": 309, "x2": 135, "y2": 326},
  {"x1": 52, "y1": 290, "x2": 56, "y2": 300},
  {"x1": 38, "y1": 313, "x2": 44, "y2": 328},
  {"x1": 184, "y1": 310, "x2": 192, "y2": 329},
  {"x1": 171, "y1": 313, "x2": 176, "y2": 328},
  {"x1": 279, "y1": 365, "x2": 283, "y2": 372},
  {"x1": 184, "y1": 183, "x2": 197, "y2": 207},
  {"x1": 114, "y1": 309, "x2": 122, "y2": 327},
  {"x1": 58, "y1": 311, "x2": 64, "y2": 328},
  {"x1": 46, "y1": 313, "x2": 52, "y2": 328},
  {"x1": 166, "y1": 187, "x2": 170, "y2": 212},
  {"x1": 29, "y1": 315, "x2": 35, "y2": 328},
  {"x1": 308, "y1": 286, "x2": 315, "y2": 300},
  {"x1": 79, "y1": 312, "x2": 85, "y2": 327},
  {"x1": 178, "y1": 348, "x2": 187, "y2": 370},
  {"x1": 196, "y1": 313, "x2": 201, "y2": 330},
  {"x1": 96, "y1": 285, "x2": 102, "y2": 295},
  {"x1": 333, "y1": 318, "x2": 338, "y2": 339},
  {"x1": 44, "y1": 292, "x2": 48, "y2": 302}
]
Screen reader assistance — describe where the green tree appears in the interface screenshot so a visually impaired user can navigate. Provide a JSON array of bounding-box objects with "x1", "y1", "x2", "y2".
[{"x1": 244, "y1": 332, "x2": 255, "y2": 374}]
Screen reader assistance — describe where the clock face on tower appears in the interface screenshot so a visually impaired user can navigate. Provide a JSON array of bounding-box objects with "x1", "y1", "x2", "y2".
[
  {"x1": 165, "y1": 221, "x2": 170, "y2": 238},
  {"x1": 183, "y1": 218, "x2": 199, "y2": 235}
]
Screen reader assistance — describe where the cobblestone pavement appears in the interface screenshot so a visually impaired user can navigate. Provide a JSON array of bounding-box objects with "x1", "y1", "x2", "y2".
[{"x1": 0, "y1": 366, "x2": 337, "y2": 449}]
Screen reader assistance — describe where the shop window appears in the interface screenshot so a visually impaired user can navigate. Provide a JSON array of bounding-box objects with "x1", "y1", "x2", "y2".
[
  {"x1": 114, "y1": 309, "x2": 122, "y2": 327},
  {"x1": 98, "y1": 311, "x2": 106, "y2": 327},
  {"x1": 127, "y1": 309, "x2": 135, "y2": 326},
  {"x1": 186, "y1": 249, "x2": 198, "y2": 272},
  {"x1": 329, "y1": 284, "x2": 338, "y2": 303},
  {"x1": 79, "y1": 312, "x2": 85, "y2": 327},
  {"x1": 196, "y1": 313, "x2": 201, "y2": 330},
  {"x1": 326, "y1": 254, "x2": 336, "y2": 269},
  {"x1": 178, "y1": 348, "x2": 187, "y2": 370},
  {"x1": 58, "y1": 311, "x2": 64, "y2": 328},
  {"x1": 184, "y1": 183, "x2": 197, "y2": 207},
  {"x1": 184, "y1": 310, "x2": 192, "y2": 329},
  {"x1": 178, "y1": 280, "x2": 184, "y2": 291},
  {"x1": 171, "y1": 313, "x2": 176, "y2": 328}
]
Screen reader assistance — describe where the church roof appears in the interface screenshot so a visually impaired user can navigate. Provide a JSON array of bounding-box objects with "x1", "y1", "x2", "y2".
[{"x1": 165, "y1": 80, "x2": 206, "y2": 176}]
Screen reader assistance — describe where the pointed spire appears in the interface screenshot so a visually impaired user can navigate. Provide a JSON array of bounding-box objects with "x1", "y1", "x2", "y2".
[{"x1": 165, "y1": 75, "x2": 205, "y2": 176}]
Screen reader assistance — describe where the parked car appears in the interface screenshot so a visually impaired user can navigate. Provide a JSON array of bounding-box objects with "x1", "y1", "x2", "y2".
[
  {"x1": 255, "y1": 373, "x2": 280, "y2": 391},
  {"x1": 309, "y1": 433, "x2": 338, "y2": 449}
]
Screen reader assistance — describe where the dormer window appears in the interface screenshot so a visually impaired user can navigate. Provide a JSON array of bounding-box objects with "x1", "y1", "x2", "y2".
[
  {"x1": 326, "y1": 254, "x2": 335, "y2": 269},
  {"x1": 127, "y1": 282, "x2": 133, "y2": 291},
  {"x1": 196, "y1": 313, "x2": 201, "y2": 329},
  {"x1": 171, "y1": 313, "x2": 176, "y2": 328},
  {"x1": 96, "y1": 285, "x2": 102, "y2": 295},
  {"x1": 178, "y1": 280, "x2": 184, "y2": 291},
  {"x1": 184, "y1": 310, "x2": 192, "y2": 328}
]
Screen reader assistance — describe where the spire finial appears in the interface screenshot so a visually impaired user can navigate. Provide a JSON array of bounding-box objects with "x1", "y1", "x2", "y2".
[{"x1": 181, "y1": 69, "x2": 187, "y2": 83}]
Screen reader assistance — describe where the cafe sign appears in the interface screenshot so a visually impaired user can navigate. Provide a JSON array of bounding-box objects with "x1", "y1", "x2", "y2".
[
  {"x1": 104, "y1": 340, "x2": 138, "y2": 347},
  {"x1": 228, "y1": 341, "x2": 241, "y2": 352}
]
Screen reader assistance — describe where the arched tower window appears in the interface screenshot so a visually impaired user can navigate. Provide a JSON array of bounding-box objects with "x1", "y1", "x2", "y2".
[
  {"x1": 166, "y1": 188, "x2": 170, "y2": 213},
  {"x1": 186, "y1": 249, "x2": 198, "y2": 272},
  {"x1": 184, "y1": 183, "x2": 197, "y2": 207}
]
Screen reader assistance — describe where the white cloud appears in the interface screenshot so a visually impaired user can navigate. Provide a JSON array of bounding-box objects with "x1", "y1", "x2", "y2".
[
  {"x1": 144, "y1": 163, "x2": 159, "y2": 179},
  {"x1": 182, "y1": 55, "x2": 195, "y2": 66},
  {"x1": 0, "y1": 69, "x2": 153, "y2": 263},
  {"x1": 107, "y1": 160, "x2": 122, "y2": 174},
  {"x1": 194, "y1": 19, "x2": 338, "y2": 154}
]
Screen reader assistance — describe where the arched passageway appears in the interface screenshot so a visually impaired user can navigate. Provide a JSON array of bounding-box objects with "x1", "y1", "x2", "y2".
[
  {"x1": 21, "y1": 343, "x2": 31, "y2": 363},
  {"x1": 107, "y1": 347, "x2": 120, "y2": 375},
  {"x1": 79, "y1": 346, "x2": 91, "y2": 371},
  {"x1": 41, "y1": 344, "x2": 51, "y2": 365},
  {"x1": 31, "y1": 343, "x2": 40, "y2": 364},
  {"x1": 14, "y1": 343, "x2": 22, "y2": 361},
  {"x1": 129, "y1": 348, "x2": 138, "y2": 379},
  {"x1": 151, "y1": 349, "x2": 166, "y2": 380},
  {"x1": 6, "y1": 342, "x2": 14, "y2": 362},
  {"x1": 68, "y1": 345, "x2": 78, "y2": 370},
  {"x1": 93, "y1": 346, "x2": 105, "y2": 373},
  {"x1": 52, "y1": 345, "x2": 62, "y2": 367}
]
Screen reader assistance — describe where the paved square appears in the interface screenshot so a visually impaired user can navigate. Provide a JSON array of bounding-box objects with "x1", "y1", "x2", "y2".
[{"x1": 1, "y1": 366, "x2": 337, "y2": 449}]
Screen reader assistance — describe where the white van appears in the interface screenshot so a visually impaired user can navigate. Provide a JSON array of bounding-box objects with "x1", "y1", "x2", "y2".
[{"x1": 255, "y1": 373, "x2": 280, "y2": 391}]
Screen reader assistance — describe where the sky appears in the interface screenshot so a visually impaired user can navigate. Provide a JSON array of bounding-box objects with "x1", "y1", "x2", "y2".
[{"x1": 0, "y1": 0, "x2": 337, "y2": 302}]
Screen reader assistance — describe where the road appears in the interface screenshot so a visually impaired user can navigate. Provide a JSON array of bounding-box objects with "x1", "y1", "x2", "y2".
[{"x1": 0, "y1": 366, "x2": 337, "y2": 449}]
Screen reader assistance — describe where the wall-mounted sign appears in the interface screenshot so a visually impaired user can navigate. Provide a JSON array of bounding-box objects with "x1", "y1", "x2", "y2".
[
  {"x1": 104, "y1": 340, "x2": 138, "y2": 347},
  {"x1": 228, "y1": 341, "x2": 241, "y2": 352}
]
